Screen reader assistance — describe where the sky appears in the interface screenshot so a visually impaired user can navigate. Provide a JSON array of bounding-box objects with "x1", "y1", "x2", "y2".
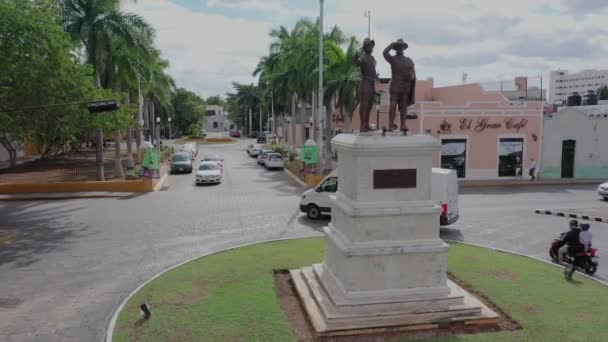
[{"x1": 122, "y1": 0, "x2": 608, "y2": 99}]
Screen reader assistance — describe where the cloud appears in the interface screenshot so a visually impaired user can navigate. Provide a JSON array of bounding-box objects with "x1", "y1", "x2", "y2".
[
  {"x1": 207, "y1": 0, "x2": 284, "y2": 10},
  {"x1": 121, "y1": 0, "x2": 608, "y2": 97}
]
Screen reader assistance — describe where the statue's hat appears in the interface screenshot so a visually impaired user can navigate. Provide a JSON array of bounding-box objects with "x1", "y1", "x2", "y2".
[
  {"x1": 362, "y1": 38, "x2": 375, "y2": 49},
  {"x1": 394, "y1": 38, "x2": 408, "y2": 49}
]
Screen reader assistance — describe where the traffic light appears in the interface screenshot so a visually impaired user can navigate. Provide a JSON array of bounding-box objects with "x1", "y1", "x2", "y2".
[{"x1": 87, "y1": 100, "x2": 119, "y2": 113}]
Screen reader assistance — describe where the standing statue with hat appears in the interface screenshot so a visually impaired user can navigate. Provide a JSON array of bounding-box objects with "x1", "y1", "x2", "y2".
[
  {"x1": 384, "y1": 38, "x2": 416, "y2": 134},
  {"x1": 352, "y1": 38, "x2": 377, "y2": 133}
]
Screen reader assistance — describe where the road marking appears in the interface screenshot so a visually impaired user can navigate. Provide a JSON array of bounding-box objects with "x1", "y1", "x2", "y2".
[{"x1": 535, "y1": 209, "x2": 608, "y2": 223}]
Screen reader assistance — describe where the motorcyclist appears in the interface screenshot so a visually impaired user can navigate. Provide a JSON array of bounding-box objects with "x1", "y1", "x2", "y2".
[{"x1": 559, "y1": 220, "x2": 581, "y2": 263}]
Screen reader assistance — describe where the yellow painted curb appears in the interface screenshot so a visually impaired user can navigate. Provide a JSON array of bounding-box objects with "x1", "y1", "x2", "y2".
[
  {"x1": 284, "y1": 168, "x2": 308, "y2": 188},
  {"x1": 153, "y1": 172, "x2": 169, "y2": 192}
]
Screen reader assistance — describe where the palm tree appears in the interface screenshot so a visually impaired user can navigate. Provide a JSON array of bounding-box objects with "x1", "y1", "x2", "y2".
[
  {"x1": 60, "y1": 0, "x2": 154, "y2": 87},
  {"x1": 227, "y1": 83, "x2": 260, "y2": 136},
  {"x1": 324, "y1": 37, "x2": 361, "y2": 132}
]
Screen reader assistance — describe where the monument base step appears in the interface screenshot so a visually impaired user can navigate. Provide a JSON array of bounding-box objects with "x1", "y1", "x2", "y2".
[{"x1": 290, "y1": 267, "x2": 499, "y2": 334}]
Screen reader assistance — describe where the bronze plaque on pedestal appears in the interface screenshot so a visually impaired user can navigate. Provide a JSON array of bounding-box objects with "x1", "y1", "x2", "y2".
[{"x1": 373, "y1": 169, "x2": 417, "y2": 189}]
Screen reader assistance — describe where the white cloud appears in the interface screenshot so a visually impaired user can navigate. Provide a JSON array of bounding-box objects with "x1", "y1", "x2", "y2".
[
  {"x1": 207, "y1": 0, "x2": 284, "y2": 10},
  {"x1": 122, "y1": 0, "x2": 608, "y2": 97}
]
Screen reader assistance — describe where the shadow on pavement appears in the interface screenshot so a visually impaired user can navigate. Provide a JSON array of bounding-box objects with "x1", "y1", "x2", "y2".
[
  {"x1": 440, "y1": 227, "x2": 464, "y2": 242},
  {"x1": 296, "y1": 215, "x2": 328, "y2": 232},
  {"x1": 0, "y1": 201, "x2": 89, "y2": 268}
]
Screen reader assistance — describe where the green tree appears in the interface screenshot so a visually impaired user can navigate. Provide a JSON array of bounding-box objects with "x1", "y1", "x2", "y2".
[
  {"x1": 205, "y1": 95, "x2": 223, "y2": 106},
  {"x1": 598, "y1": 85, "x2": 608, "y2": 100},
  {"x1": 324, "y1": 37, "x2": 361, "y2": 132},
  {"x1": 0, "y1": 0, "x2": 105, "y2": 166},
  {"x1": 172, "y1": 88, "x2": 206, "y2": 133},
  {"x1": 59, "y1": 0, "x2": 154, "y2": 88}
]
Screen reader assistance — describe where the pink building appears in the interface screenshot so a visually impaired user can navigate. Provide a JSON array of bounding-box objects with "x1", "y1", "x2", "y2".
[{"x1": 341, "y1": 79, "x2": 543, "y2": 180}]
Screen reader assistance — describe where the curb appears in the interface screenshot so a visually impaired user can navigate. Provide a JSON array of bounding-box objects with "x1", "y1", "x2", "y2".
[
  {"x1": 105, "y1": 235, "x2": 608, "y2": 342},
  {"x1": 153, "y1": 172, "x2": 169, "y2": 192},
  {"x1": 534, "y1": 209, "x2": 608, "y2": 223},
  {"x1": 104, "y1": 234, "x2": 320, "y2": 342},
  {"x1": 283, "y1": 167, "x2": 308, "y2": 188},
  {"x1": 460, "y1": 180, "x2": 602, "y2": 188},
  {"x1": 444, "y1": 239, "x2": 608, "y2": 287}
]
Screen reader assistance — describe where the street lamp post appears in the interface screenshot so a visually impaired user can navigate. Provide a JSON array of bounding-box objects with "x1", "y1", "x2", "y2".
[
  {"x1": 168, "y1": 117, "x2": 172, "y2": 146},
  {"x1": 364, "y1": 10, "x2": 371, "y2": 38},
  {"x1": 318, "y1": 0, "x2": 324, "y2": 175}
]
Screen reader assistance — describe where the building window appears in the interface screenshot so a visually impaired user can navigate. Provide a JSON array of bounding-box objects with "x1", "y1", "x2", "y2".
[
  {"x1": 498, "y1": 138, "x2": 524, "y2": 177},
  {"x1": 206, "y1": 110, "x2": 216, "y2": 116},
  {"x1": 441, "y1": 139, "x2": 467, "y2": 178},
  {"x1": 213, "y1": 122, "x2": 218, "y2": 128}
]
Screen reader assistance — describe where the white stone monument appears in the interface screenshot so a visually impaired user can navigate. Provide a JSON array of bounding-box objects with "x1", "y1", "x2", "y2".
[{"x1": 290, "y1": 133, "x2": 497, "y2": 333}]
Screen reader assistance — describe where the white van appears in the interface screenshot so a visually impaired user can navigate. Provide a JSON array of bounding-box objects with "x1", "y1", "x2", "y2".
[{"x1": 299, "y1": 168, "x2": 459, "y2": 226}]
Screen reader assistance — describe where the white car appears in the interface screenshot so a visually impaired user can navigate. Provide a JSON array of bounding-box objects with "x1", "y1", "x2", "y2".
[
  {"x1": 181, "y1": 143, "x2": 198, "y2": 160},
  {"x1": 265, "y1": 153, "x2": 284, "y2": 170},
  {"x1": 598, "y1": 181, "x2": 608, "y2": 200},
  {"x1": 195, "y1": 161, "x2": 222, "y2": 185},
  {"x1": 249, "y1": 144, "x2": 264, "y2": 157},
  {"x1": 257, "y1": 149, "x2": 274, "y2": 165},
  {"x1": 201, "y1": 155, "x2": 223, "y2": 168},
  {"x1": 299, "y1": 168, "x2": 459, "y2": 223}
]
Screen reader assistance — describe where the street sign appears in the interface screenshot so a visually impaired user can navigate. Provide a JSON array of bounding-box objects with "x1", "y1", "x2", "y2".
[{"x1": 301, "y1": 145, "x2": 318, "y2": 165}]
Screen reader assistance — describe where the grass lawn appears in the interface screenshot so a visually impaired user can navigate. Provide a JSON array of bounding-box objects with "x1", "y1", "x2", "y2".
[{"x1": 113, "y1": 238, "x2": 608, "y2": 342}]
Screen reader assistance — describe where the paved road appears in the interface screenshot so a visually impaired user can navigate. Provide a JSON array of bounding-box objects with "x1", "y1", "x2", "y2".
[
  {"x1": 1, "y1": 139, "x2": 607, "y2": 341},
  {"x1": 0, "y1": 139, "x2": 323, "y2": 342}
]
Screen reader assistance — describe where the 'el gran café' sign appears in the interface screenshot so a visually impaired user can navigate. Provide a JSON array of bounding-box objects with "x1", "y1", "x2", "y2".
[{"x1": 440, "y1": 118, "x2": 529, "y2": 133}]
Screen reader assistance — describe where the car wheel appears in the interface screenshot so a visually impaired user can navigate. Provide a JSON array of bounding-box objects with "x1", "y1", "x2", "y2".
[{"x1": 307, "y1": 205, "x2": 321, "y2": 220}]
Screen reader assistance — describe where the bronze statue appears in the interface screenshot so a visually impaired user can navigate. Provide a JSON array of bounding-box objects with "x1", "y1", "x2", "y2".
[
  {"x1": 352, "y1": 38, "x2": 377, "y2": 132},
  {"x1": 383, "y1": 38, "x2": 416, "y2": 134}
]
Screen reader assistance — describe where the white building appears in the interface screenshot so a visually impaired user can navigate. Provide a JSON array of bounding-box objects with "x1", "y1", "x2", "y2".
[
  {"x1": 549, "y1": 69, "x2": 608, "y2": 104},
  {"x1": 540, "y1": 104, "x2": 608, "y2": 179},
  {"x1": 203, "y1": 105, "x2": 234, "y2": 132}
]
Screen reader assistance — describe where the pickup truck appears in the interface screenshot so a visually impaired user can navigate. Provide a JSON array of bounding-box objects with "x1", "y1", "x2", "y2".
[{"x1": 299, "y1": 168, "x2": 459, "y2": 226}]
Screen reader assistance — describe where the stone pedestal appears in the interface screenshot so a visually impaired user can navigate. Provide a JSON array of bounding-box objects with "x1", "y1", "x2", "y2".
[{"x1": 290, "y1": 134, "x2": 496, "y2": 333}]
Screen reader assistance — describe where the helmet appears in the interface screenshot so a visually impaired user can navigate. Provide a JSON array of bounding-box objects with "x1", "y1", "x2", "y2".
[
  {"x1": 569, "y1": 220, "x2": 578, "y2": 228},
  {"x1": 580, "y1": 223, "x2": 591, "y2": 231}
]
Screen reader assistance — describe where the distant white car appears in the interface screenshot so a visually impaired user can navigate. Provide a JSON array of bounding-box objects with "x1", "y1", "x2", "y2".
[
  {"x1": 257, "y1": 149, "x2": 274, "y2": 165},
  {"x1": 249, "y1": 144, "x2": 264, "y2": 157},
  {"x1": 181, "y1": 143, "x2": 198, "y2": 160},
  {"x1": 195, "y1": 161, "x2": 222, "y2": 185},
  {"x1": 201, "y1": 155, "x2": 223, "y2": 168},
  {"x1": 598, "y1": 181, "x2": 608, "y2": 200},
  {"x1": 265, "y1": 153, "x2": 284, "y2": 170}
]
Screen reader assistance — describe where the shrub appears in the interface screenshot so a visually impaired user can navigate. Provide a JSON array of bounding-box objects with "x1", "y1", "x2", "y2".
[{"x1": 189, "y1": 123, "x2": 202, "y2": 137}]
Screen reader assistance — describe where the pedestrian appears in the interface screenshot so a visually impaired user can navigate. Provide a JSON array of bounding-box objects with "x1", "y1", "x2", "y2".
[
  {"x1": 528, "y1": 158, "x2": 537, "y2": 181},
  {"x1": 515, "y1": 156, "x2": 522, "y2": 179}
]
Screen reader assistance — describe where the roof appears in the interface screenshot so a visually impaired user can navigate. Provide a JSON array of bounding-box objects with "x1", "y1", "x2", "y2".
[{"x1": 557, "y1": 104, "x2": 608, "y2": 116}]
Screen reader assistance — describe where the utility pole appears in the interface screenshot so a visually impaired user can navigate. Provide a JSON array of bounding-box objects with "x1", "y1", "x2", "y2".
[
  {"x1": 364, "y1": 10, "x2": 371, "y2": 38},
  {"x1": 271, "y1": 91, "x2": 275, "y2": 134},
  {"x1": 318, "y1": 0, "x2": 325, "y2": 175}
]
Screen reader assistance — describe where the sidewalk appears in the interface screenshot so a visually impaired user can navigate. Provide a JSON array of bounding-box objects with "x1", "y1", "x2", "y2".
[{"x1": 459, "y1": 178, "x2": 604, "y2": 188}]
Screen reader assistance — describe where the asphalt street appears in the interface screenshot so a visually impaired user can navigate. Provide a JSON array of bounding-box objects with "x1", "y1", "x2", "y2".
[{"x1": 0, "y1": 138, "x2": 607, "y2": 342}]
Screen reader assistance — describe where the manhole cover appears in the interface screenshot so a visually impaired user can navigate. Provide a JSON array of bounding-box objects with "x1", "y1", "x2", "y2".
[{"x1": 0, "y1": 298, "x2": 24, "y2": 309}]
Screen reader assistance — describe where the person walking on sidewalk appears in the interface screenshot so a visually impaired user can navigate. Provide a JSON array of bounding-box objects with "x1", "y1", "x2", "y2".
[{"x1": 528, "y1": 158, "x2": 537, "y2": 181}]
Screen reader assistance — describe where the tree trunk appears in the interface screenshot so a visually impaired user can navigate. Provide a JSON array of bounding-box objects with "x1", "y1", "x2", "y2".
[
  {"x1": 248, "y1": 107, "x2": 252, "y2": 136},
  {"x1": 143, "y1": 97, "x2": 149, "y2": 139},
  {"x1": 136, "y1": 127, "x2": 142, "y2": 163},
  {"x1": 126, "y1": 128, "x2": 134, "y2": 168},
  {"x1": 96, "y1": 128, "x2": 104, "y2": 181},
  {"x1": 345, "y1": 115, "x2": 352, "y2": 133},
  {"x1": 114, "y1": 129, "x2": 124, "y2": 178},
  {"x1": 1, "y1": 138, "x2": 17, "y2": 168}
]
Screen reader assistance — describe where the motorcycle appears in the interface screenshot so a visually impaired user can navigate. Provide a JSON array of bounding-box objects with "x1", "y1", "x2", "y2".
[{"x1": 549, "y1": 233, "x2": 599, "y2": 278}]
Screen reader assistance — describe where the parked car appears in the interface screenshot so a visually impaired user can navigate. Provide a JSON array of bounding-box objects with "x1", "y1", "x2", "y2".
[
  {"x1": 199, "y1": 129, "x2": 208, "y2": 137},
  {"x1": 299, "y1": 168, "x2": 459, "y2": 223},
  {"x1": 230, "y1": 131, "x2": 241, "y2": 138},
  {"x1": 257, "y1": 135, "x2": 267, "y2": 144},
  {"x1": 249, "y1": 144, "x2": 264, "y2": 157},
  {"x1": 265, "y1": 153, "x2": 284, "y2": 170},
  {"x1": 598, "y1": 181, "x2": 608, "y2": 200},
  {"x1": 257, "y1": 149, "x2": 274, "y2": 165},
  {"x1": 195, "y1": 161, "x2": 222, "y2": 185},
  {"x1": 181, "y1": 143, "x2": 198, "y2": 160},
  {"x1": 170, "y1": 151, "x2": 193, "y2": 174},
  {"x1": 201, "y1": 155, "x2": 224, "y2": 168}
]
